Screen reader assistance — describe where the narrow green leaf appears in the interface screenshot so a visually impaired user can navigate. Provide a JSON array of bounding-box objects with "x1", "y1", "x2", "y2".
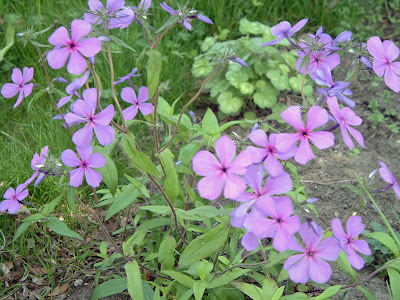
[
  {"x1": 314, "y1": 285, "x2": 341, "y2": 299},
  {"x1": 0, "y1": 23, "x2": 14, "y2": 61},
  {"x1": 280, "y1": 292, "x2": 308, "y2": 300},
  {"x1": 262, "y1": 278, "x2": 278, "y2": 299},
  {"x1": 121, "y1": 133, "x2": 161, "y2": 177},
  {"x1": 162, "y1": 270, "x2": 195, "y2": 288},
  {"x1": 109, "y1": 35, "x2": 136, "y2": 52},
  {"x1": 94, "y1": 146, "x2": 118, "y2": 196},
  {"x1": 41, "y1": 195, "x2": 62, "y2": 216},
  {"x1": 356, "y1": 286, "x2": 377, "y2": 300},
  {"x1": 158, "y1": 235, "x2": 176, "y2": 264},
  {"x1": 125, "y1": 261, "x2": 143, "y2": 300},
  {"x1": 337, "y1": 250, "x2": 357, "y2": 281},
  {"x1": 105, "y1": 184, "x2": 140, "y2": 221},
  {"x1": 271, "y1": 286, "x2": 285, "y2": 300},
  {"x1": 66, "y1": 185, "x2": 76, "y2": 211},
  {"x1": 159, "y1": 149, "x2": 179, "y2": 201},
  {"x1": 232, "y1": 282, "x2": 268, "y2": 300},
  {"x1": 156, "y1": 15, "x2": 179, "y2": 33},
  {"x1": 47, "y1": 217, "x2": 83, "y2": 240},
  {"x1": 388, "y1": 268, "x2": 400, "y2": 300},
  {"x1": 21, "y1": 213, "x2": 45, "y2": 223},
  {"x1": 178, "y1": 222, "x2": 230, "y2": 268},
  {"x1": 193, "y1": 281, "x2": 207, "y2": 300},
  {"x1": 142, "y1": 281, "x2": 155, "y2": 300},
  {"x1": 27, "y1": 90, "x2": 46, "y2": 112},
  {"x1": 91, "y1": 278, "x2": 127, "y2": 300},
  {"x1": 13, "y1": 222, "x2": 31, "y2": 242},
  {"x1": 147, "y1": 49, "x2": 162, "y2": 98},
  {"x1": 208, "y1": 269, "x2": 250, "y2": 289},
  {"x1": 367, "y1": 232, "x2": 399, "y2": 257},
  {"x1": 202, "y1": 108, "x2": 219, "y2": 135},
  {"x1": 125, "y1": 174, "x2": 150, "y2": 198}
]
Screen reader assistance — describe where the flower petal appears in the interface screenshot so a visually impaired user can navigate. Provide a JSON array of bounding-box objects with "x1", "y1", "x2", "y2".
[
  {"x1": 192, "y1": 151, "x2": 221, "y2": 176},
  {"x1": 76, "y1": 37, "x2": 102, "y2": 57},
  {"x1": 197, "y1": 173, "x2": 224, "y2": 200},
  {"x1": 215, "y1": 136, "x2": 236, "y2": 166},
  {"x1": 308, "y1": 131, "x2": 335, "y2": 149},
  {"x1": 229, "y1": 150, "x2": 252, "y2": 175},
  {"x1": 281, "y1": 106, "x2": 304, "y2": 131},
  {"x1": 224, "y1": 173, "x2": 246, "y2": 200},
  {"x1": 246, "y1": 146, "x2": 268, "y2": 164},
  {"x1": 306, "y1": 106, "x2": 329, "y2": 131},
  {"x1": 383, "y1": 40, "x2": 399, "y2": 62},
  {"x1": 71, "y1": 20, "x2": 92, "y2": 42},
  {"x1": 88, "y1": 152, "x2": 106, "y2": 168},
  {"x1": 331, "y1": 218, "x2": 347, "y2": 240},
  {"x1": 138, "y1": 103, "x2": 153, "y2": 116},
  {"x1": 22, "y1": 67, "x2": 34, "y2": 83},
  {"x1": 123, "y1": 105, "x2": 139, "y2": 120},
  {"x1": 294, "y1": 138, "x2": 314, "y2": 165},
  {"x1": 84, "y1": 168, "x2": 103, "y2": 187},
  {"x1": 262, "y1": 172, "x2": 292, "y2": 196},
  {"x1": 93, "y1": 124, "x2": 115, "y2": 146},
  {"x1": 242, "y1": 163, "x2": 264, "y2": 194},
  {"x1": 248, "y1": 129, "x2": 269, "y2": 147},
  {"x1": 94, "y1": 104, "x2": 114, "y2": 126},
  {"x1": 61, "y1": 149, "x2": 82, "y2": 167},
  {"x1": 309, "y1": 258, "x2": 332, "y2": 283},
  {"x1": 290, "y1": 18, "x2": 308, "y2": 34},
  {"x1": 367, "y1": 36, "x2": 386, "y2": 61},
  {"x1": 241, "y1": 231, "x2": 259, "y2": 251},
  {"x1": 47, "y1": 48, "x2": 70, "y2": 70},
  {"x1": 72, "y1": 123, "x2": 94, "y2": 146},
  {"x1": 384, "y1": 66, "x2": 400, "y2": 93},
  {"x1": 69, "y1": 167, "x2": 84, "y2": 187},
  {"x1": 67, "y1": 51, "x2": 87, "y2": 75},
  {"x1": 284, "y1": 254, "x2": 309, "y2": 283},
  {"x1": 48, "y1": 26, "x2": 70, "y2": 47},
  {"x1": 121, "y1": 87, "x2": 137, "y2": 104},
  {"x1": 314, "y1": 237, "x2": 340, "y2": 261},
  {"x1": 1, "y1": 83, "x2": 19, "y2": 98}
]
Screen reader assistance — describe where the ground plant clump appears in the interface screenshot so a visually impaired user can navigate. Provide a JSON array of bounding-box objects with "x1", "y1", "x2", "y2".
[{"x1": 1, "y1": 0, "x2": 400, "y2": 299}]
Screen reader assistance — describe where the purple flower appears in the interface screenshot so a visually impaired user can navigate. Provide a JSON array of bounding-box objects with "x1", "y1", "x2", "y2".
[
  {"x1": 160, "y1": 2, "x2": 213, "y2": 31},
  {"x1": 378, "y1": 160, "x2": 400, "y2": 200},
  {"x1": 247, "y1": 129, "x2": 296, "y2": 177},
  {"x1": 61, "y1": 145, "x2": 106, "y2": 187},
  {"x1": 64, "y1": 88, "x2": 115, "y2": 146},
  {"x1": 29, "y1": 146, "x2": 49, "y2": 187},
  {"x1": 84, "y1": 0, "x2": 135, "y2": 29},
  {"x1": 312, "y1": 67, "x2": 355, "y2": 107},
  {"x1": 296, "y1": 43, "x2": 340, "y2": 74},
  {"x1": 121, "y1": 86, "x2": 153, "y2": 120},
  {"x1": 275, "y1": 106, "x2": 335, "y2": 165},
  {"x1": 114, "y1": 67, "x2": 140, "y2": 85},
  {"x1": 1, "y1": 67, "x2": 34, "y2": 108},
  {"x1": 47, "y1": 19, "x2": 102, "y2": 75},
  {"x1": 192, "y1": 136, "x2": 252, "y2": 200},
  {"x1": 57, "y1": 71, "x2": 90, "y2": 108},
  {"x1": 367, "y1": 36, "x2": 400, "y2": 93},
  {"x1": 244, "y1": 196, "x2": 301, "y2": 252},
  {"x1": 332, "y1": 216, "x2": 371, "y2": 270},
  {"x1": 262, "y1": 18, "x2": 308, "y2": 46},
  {"x1": 327, "y1": 97, "x2": 364, "y2": 149},
  {"x1": 283, "y1": 222, "x2": 341, "y2": 283},
  {"x1": 0, "y1": 182, "x2": 30, "y2": 214}
]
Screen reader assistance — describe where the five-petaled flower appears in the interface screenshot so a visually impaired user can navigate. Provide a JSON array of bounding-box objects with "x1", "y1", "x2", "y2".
[
  {"x1": 121, "y1": 86, "x2": 153, "y2": 120},
  {"x1": 29, "y1": 145, "x2": 49, "y2": 187},
  {"x1": 262, "y1": 18, "x2": 308, "y2": 46},
  {"x1": 114, "y1": 67, "x2": 140, "y2": 85},
  {"x1": 276, "y1": 106, "x2": 335, "y2": 165},
  {"x1": 284, "y1": 222, "x2": 341, "y2": 283},
  {"x1": 0, "y1": 182, "x2": 30, "y2": 214},
  {"x1": 47, "y1": 19, "x2": 102, "y2": 75},
  {"x1": 331, "y1": 216, "x2": 371, "y2": 270},
  {"x1": 367, "y1": 36, "x2": 400, "y2": 93},
  {"x1": 61, "y1": 145, "x2": 106, "y2": 187},
  {"x1": 378, "y1": 160, "x2": 400, "y2": 200},
  {"x1": 192, "y1": 136, "x2": 252, "y2": 200},
  {"x1": 1, "y1": 67, "x2": 34, "y2": 108},
  {"x1": 57, "y1": 71, "x2": 90, "y2": 108},
  {"x1": 327, "y1": 97, "x2": 364, "y2": 149},
  {"x1": 64, "y1": 88, "x2": 115, "y2": 146}
]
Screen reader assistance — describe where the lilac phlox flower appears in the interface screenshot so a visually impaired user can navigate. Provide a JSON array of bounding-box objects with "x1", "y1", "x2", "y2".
[
  {"x1": 312, "y1": 67, "x2": 355, "y2": 107},
  {"x1": 283, "y1": 222, "x2": 340, "y2": 283},
  {"x1": 333, "y1": 31, "x2": 352, "y2": 44},
  {"x1": 121, "y1": 86, "x2": 153, "y2": 120},
  {"x1": 244, "y1": 196, "x2": 301, "y2": 252},
  {"x1": 247, "y1": 129, "x2": 296, "y2": 177},
  {"x1": 28, "y1": 146, "x2": 49, "y2": 187},
  {"x1": 64, "y1": 88, "x2": 115, "y2": 146},
  {"x1": 327, "y1": 97, "x2": 364, "y2": 149},
  {"x1": 275, "y1": 106, "x2": 335, "y2": 165},
  {"x1": 0, "y1": 181, "x2": 30, "y2": 214},
  {"x1": 57, "y1": 71, "x2": 90, "y2": 108},
  {"x1": 262, "y1": 18, "x2": 308, "y2": 46},
  {"x1": 192, "y1": 136, "x2": 253, "y2": 200},
  {"x1": 160, "y1": 2, "x2": 213, "y2": 31},
  {"x1": 84, "y1": 0, "x2": 135, "y2": 29},
  {"x1": 378, "y1": 160, "x2": 400, "y2": 200},
  {"x1": 308, "y1": 27, "x2": 324, "y2": 40},
  {"x1": 47, "y1": 19, "x2": 102, "y2": 75},
  {"x1": 331, "y1": 216, "x2": 371, "y2": 270},
  {"x1": 114, "y1": 67, "x2": 140, "y2": 85},
  {"x1": 1, "y1": 67, "x2": 34, "y2": 108},
  {"x1": 367, "y1": 36, "x2": 400, "y2": 93},
  {"x1": 61, "y1": 145, "x2": 106, "y2": 187},
  {"x1": 296, "y1": 43, "x2": 340, "y2": 74}
]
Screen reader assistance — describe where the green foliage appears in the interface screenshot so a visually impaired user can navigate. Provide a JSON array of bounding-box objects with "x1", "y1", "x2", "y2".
[
  {"x1": 368, "y1": 91, "x2": 400, "y2": 134},
  {"x1": 191, "y1": 18, "x2": 306, "y2": 115}
]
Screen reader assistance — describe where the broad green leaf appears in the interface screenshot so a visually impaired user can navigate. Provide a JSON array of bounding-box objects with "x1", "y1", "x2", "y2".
[
  {"x1": 262, "y1": 278, "x2": 278, "y2": 299},
  {"x1": 366, "y1": 232, "x2": 399, "y2": 257},
  {"x1": 272, "y1": 286, "x2": 285, "y2": 300},
  {"x1": 91, "y1": 278, "x2": 127, "y2": 300},
  {"x1": 388, "y1": 268, "x2": 400, "y2": 300},
  {"x1": 337, "y1": 250, "x2": 357, "y2": 281},
  {"x1": 159, "y1": 149, "x2": 179, "y2": 201},
  {"x1": 202, "y1": 108, "x2": 219, "y2": 135},
  {"x1": 99, "y1": 241, "x2": 107, "y2": 259},
  {"x1": 232, "y1": 282, "x2": 268, "y2": 300},
  {"x1": 289, "y1": 74, "x2": 313, "y2": 97},
  {"x1": 109, "y1": 35, "x2": 135, "y2": 52},
  {"x1": 136, "y1": 218, "x2": 171, "y2": 231},
  {"x1": 147, "y1": 49, "x2": 162, "y2": 98},
  {"x1": 13, "y1": 222, "x2": 31, "y2": 241},
  {"x1": 125, "y1": 174, "x2": 150, "y2": 198},
  {"x1": 105, "y1": 184, "x2": 140, "y2": 220},
  {"x1": 158, "y1": 235, "x2": 176, "y2": 264},
  {"x1": 47, "y1": 217, "x2": 83, "y2": 240},
  {"x1": 217, "y1": 91, "x2": 242, "y2": 116},
  {"x1": 66, "y1": 185, "x2": 77, "y2": 211},
  {"x1": 142, "y1": 281, "x2": 155, "y2": 300},
  {"x1": 196, "y1": 260, "x2": 213, "y2": 281},
  {"x1": 121, "y1": 132, "x2": 161, "y2": 177},
  {"x1": 125, "y1": 261, "x2": 143, "y2": 300},
  {"x1": 240, "y1": 82, "x2": 255, "y2": 95},
  {"x1": 225, "y1": 70, "x2": 248, "y2": 88},
  {"x1": 208, "y1": 269, "x2": 250, "y2": 289},
  {"x1": 94, "y1": 146, "x2": 118, "y2": 196},
  {"x1": 178, "y1": 222, "x2": 230, "y2": 268},
  {"x1": 41, "y1": 195, "x2": 62, "y2": 216},
  {"x1": 192, "y1": 58, "x2": 213, "y2": 78},
  {"x1": 239, "y1": 18, "x2": 269, "y2": 35},
  {"x1": 314, "y1": 285, "x2": 341, "y2": 299},
  {"x1": 178, "y1": 143, "x2": 200, "y2": 166},
  {"x1": 193, "y1": 281, "x2": 207, "y2": 300},
  {"x1": 280, "y1": 292, "x2": 308, "y2": 299},
  {"x1": 0, "y1": 23, "x2": 14, "y2": 61},
  {"x1": 253, "y1": 83, "x2": 279, "y2": 109},
  {"x1": 266, "y1": 70, "x2": 289, "y2": 91},
  {"x1": 162, "y1": 270, "x2": 195, "y2": 288}
]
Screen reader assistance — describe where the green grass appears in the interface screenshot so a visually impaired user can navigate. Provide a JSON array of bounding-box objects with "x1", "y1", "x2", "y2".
[{"x1": 0, "y1": 0, "x2": 393, "y2": 295}]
